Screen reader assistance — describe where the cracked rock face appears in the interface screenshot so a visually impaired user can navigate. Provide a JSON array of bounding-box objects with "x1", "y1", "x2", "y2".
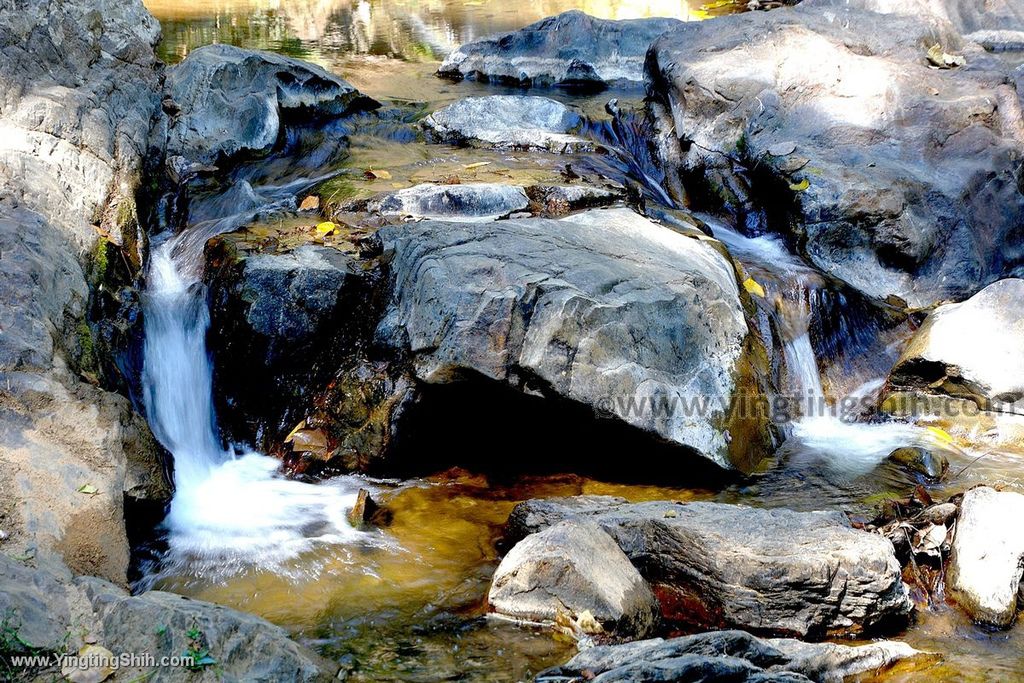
[
  {"x1": 422, "y1": 96, "x2": 594, "y2": 153},
  {"x1": 646, "y1": 4, "x2": 1024, "y2": 308},
  {"x1": 437, "y1": 10, "x2": 682, "y2": 88},
  {"x1": 506, "y1": 496, "x2": 913, "y2": 638},
  {"x1": 167, "y1": 43, "x2": 378, "y2": 166},
  {"x1": 947, "y1": 486, "x2": 1024, "y2": 627},
  {"x1": 376, "y1": 208, "x2": 773, "y2": 471},
  {"x1": 488, "y1": 519, "x2": 660, "y2": 639}
]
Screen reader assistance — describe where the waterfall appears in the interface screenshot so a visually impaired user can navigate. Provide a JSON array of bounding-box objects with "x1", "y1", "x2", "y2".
[
  {"x1": 707, "y1": 217, "x2": 945, "y2": 475},
  {"x1": 139, "y1": 188, "x2": 377, "y2": 582}
]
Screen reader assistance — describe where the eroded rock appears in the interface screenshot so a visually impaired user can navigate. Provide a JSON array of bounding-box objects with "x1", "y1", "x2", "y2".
[
  {"x1": 646, "y1": 5, "x2": 1024, "y2": 308},
  {"x1": 488, "y1": 520, "x2": 659, "y2": 639},
  {"x1": 947, "y1": 486, "x2": 1024, "y2": 627},
  {"x1": 506, "y1": 496, "x2": 912, "y2": 637},
  {"x1": 167, "y1": 44, "x2": 378, "y2": 166},
  {"x1": 437, "y1": 11, "x2": 682, "y2": 88},
  {"x1": 422, "y1": 96, "x2": 594, "y2": 153},
  {"x1": 364, "y1": 183, "x2": 530, "y2": 222}
]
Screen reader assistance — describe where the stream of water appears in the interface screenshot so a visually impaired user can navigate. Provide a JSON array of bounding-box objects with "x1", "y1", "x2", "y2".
[{"x1": 135, "y1": 0, "x2": 1024, "y2": 679}]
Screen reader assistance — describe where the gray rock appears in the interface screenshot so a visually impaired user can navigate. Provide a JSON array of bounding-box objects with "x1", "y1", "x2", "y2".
[
  {"x1": 365, "y1": 183, "x2": 530, "y2": 222},
  {"x1": 888, "y1": 446, "x2": 949, "y2": 481},
  {"x1": 887, "y1": 279, "x2": 1024, "y2": 409},
  {"x1": 538, "y1": 630, "x2": 927, "y2": 683},
  {"x1": 422, "y1": 96, "x2": 593, "y2": 153},
  {"x1": 437, "y1": 10, "x2": 682, "y2": 88},
  {"x1": 489, "y1": 520, "x2": 659, "y2": 639},
  {"x1": 646, "y1": 5, "x2": 1024, "y2": 308},
  {"x1": 506, "y1": 497, "x2": 912, "y2": 637},
  {"x1": 79, "y1": 577, "x2": 336, "y2": 681},
  {"x1": 947, "y1": 486, "x2": 1024, "y2": 627},
  {"x1": 0, "y1": 554, "x2": 336, "y2": 682},
  {"x1": 0, "y1": 0, "x2": 162, "y2": 252},
  {"x1": 167, "y1": 44, "x2": 377, "y2": 166},
  {"x1": 804, "y1": 0, "x2": 1024, "y2": 33},
  {"x1": 376, "y1": 208, "x2": 773, "y2": 471},
  {"x1": 965, "y1": 29, "x2": 1024, "y2": 51}
]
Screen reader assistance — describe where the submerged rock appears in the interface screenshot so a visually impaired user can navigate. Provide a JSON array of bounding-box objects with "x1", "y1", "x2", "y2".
[
  {"x1": 537, "y1": 630, "x2": 927, "y2": 683},
  {"x1": 422, "y1": 96, "x2": 594, "y2": 153},
  {"x1": 506, "y1": 496, "x2": 912, "y2": 637},
  {"x1": 376, "y1": 208, "x2": 774, "y2": 472},
  {"x1": 167, "y1": 44, "x2": 378, "y2": 166},
  {"x1": 488, "y1": 520, "x2": 659, "y2": 639},
  {"x1": 437, "y1": 10, "x2": 682, "y2": 88},
  {"x1": 947, "y1": 486, "x2": 1024, "y2": 627},
  {"x1": 646, "y1": 4, "x2": 1024, "y2": 308},
  {"x1": 888, "y1": 446, "x2": 949, "y2": 481},
  {"x1": 364, "y1": 183, "x2": 530, "y2": 222}
]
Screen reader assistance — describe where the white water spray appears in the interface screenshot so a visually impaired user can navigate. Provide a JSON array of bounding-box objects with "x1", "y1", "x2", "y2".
[{"x1": 141, "y1": 209, "x2": 375, "y2": 580}]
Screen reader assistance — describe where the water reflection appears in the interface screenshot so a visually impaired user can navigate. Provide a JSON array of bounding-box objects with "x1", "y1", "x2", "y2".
[{"x1": 145, "y1": 0, "x2": 704, "y2": 66}]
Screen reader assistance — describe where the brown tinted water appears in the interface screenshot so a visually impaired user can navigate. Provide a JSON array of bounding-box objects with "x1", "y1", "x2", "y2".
[{"x1": 143, "y1": 1, "x2": 1024, "y2": 679}]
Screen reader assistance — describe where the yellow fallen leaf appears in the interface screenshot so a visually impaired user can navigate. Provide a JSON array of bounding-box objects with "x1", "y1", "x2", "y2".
[
  {"x1": 788, "y1": 178, "x2": 810, "y2": 191},
  {"x1": 77, "y1": 484, "x2": 99, "y2": 495},
  {"x1": 927, "y1": 426, "x2": 954, "y2": 443},
  {"x1": 365, "y1": 169, "x2": 392, "y2": 180},
  {"x1": 315, "y1": 222, "x2": 337, "y2": 236},
  {"x1": 743, "y1": 277, "x2": 766, "y2": 298},
  {"x1": 463, "y1": 162, "x2": 492, "y2": 170},
  {"x1": 284, "y1": 420, "x2": 307, "y2": 443}
]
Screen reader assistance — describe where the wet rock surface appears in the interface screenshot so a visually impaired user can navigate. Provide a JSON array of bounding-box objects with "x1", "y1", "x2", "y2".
[
  {"x1": 375, "y1": 208, "x2": 773, "y2": 471},
  {"x1": 437, "y1": 10, "x2": 682, "y2": 88},
  {"x1": 506, "y1": 496, "x2": 912, "y2": 637},
  {"x1": 422, "y1": 96, "x2": 594, "y2": 153},
  {"x1": 362, "y1": 182, "x2": 530, "y2": 222},
  {"x1": 488, "y1": 520, "x2": 660, "y2": 639},
  {"x1": 947, "y1": 486, "x2": 1024, "y2": 627},
  {"x1": 0, "y1": 554, "x2": 336, "y2": 682},
  {"x1": 646, "y1": 3, "x2": 1024, "y2": 308},
  {"x1": 537, "y1": 630, "x2": 926, "y2": 683},
  {"x1": 167, "y1": 44, "x2": 378, "y2": 166}
]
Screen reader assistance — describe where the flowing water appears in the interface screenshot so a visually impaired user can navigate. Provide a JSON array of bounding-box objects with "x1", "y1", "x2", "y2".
[{"x1": 136, "y1": 0, "x2": 1024, "y2": 679}]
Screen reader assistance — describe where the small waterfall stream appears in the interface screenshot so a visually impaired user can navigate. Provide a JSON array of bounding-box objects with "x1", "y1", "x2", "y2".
[
  {"x1": 707, "y1": 219, "x2": 947, "y2": 476},
  {"x1": 140, "y1": 183, "x2": 377, "y2": 582}
]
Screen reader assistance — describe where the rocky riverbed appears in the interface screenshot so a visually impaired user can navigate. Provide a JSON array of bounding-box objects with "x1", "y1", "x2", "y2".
[{"x1": 3, "y1": 0, "x2": 1024, "y2": 680}]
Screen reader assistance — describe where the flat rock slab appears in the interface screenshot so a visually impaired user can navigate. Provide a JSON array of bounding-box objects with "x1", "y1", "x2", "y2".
[
  {"x1": 437, "y1": 10, "x2": 682, "y2": 88},
  {"x1": 365, "y1": 183, "x2": 530, "y2": 222},
  {"x1": 489, "y1": 519, "x2": 659, "y2": 638},
  {"x1": 168, "y1": 44, "x2": 377, "y2": 166},
  {"x1": 422, "y1": 96, "x2": 594, "y2": 153},
  {"x1": 537, "y1": 629, "x2": 927, "y2": 683},
  {"x1": 948, "y1": 486, "x2": 1024, "y2": 627},
  {"x1": 375, "y1": 208, "x2": 769, "y2": 471},
  {"x1": 507, "y1": 496, "x2": 912, "y2": 637},
  {"x1": 646, "y1": 4, "x2": 1024, "y2": 307}
]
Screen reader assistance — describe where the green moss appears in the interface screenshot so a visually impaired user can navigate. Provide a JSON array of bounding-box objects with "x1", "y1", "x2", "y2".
[{"x1": 76, "y1": 321, "x2": 98, "y2": 376}]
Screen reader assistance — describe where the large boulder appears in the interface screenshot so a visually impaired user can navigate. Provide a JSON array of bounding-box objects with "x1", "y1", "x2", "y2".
[
  {"x1": 375, "y1": 208, "x2": 774, "y2": 472},
  {"x1": 166, "y1": 44, "x2": 378, "y2": 166},
  {"x1": 506, "y1": 496, "x2": 913, "y2": 637},
  {"x1": 0, "y1": 0, "x2": 171, "y2": 584},
  {"x1": 422, "y1": 96, "x2": 594, "y2": 153},
  {"x1": 947, "y1": 486, "x2": 1024, "y2": 627},
  {"x1": 537, "y1": 630, "x2": 928, "y2": 683},
  {"x1": 437, "y1": 10, "x2": 682, "y2": 89},
  {"x1": 488, "y1": 520, "x2": 660, "y2": 639},
  {"x1": 646, "y1": 4, "x2": 1024, "y2": 308},
  {"x1": 804, "y1": 0, "x2": 1024, "y2": 34}
]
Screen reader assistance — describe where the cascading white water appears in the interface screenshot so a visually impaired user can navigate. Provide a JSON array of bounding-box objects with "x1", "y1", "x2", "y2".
[
  {"x1": 141, "y1": 205, "x2": 377, "y2": 581},
  {"x1": 706, "y1": 217, "x2": 948, "y2": 475}
]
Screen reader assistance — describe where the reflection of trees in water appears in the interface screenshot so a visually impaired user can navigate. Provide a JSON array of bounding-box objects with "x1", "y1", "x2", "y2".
[{"x1": 149, "y1": 0, "x2": 694, "y2": 65}]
